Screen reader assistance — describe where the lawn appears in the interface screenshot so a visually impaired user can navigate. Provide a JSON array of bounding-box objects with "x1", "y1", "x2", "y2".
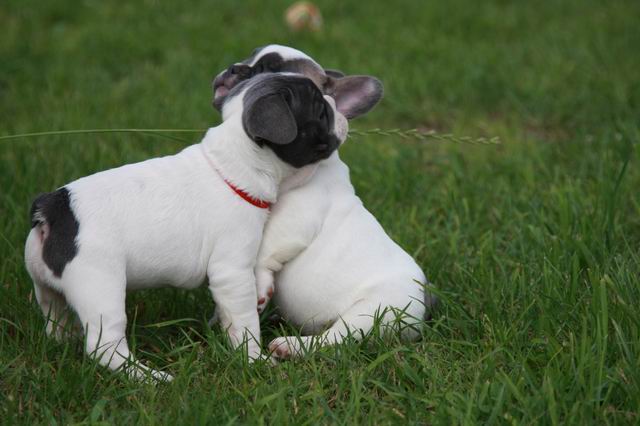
[{"x1": 1, "y1": 0, "x2": 640, "y2": 424}]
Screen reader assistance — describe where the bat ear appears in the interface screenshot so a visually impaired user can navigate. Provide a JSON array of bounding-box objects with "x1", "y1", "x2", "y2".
[
  {"x1": 243, "y1": 90, "x2": 298, "y2": 145},
  {"x1": 325, "y1": 75, "x2": 383, "y2": 119}
]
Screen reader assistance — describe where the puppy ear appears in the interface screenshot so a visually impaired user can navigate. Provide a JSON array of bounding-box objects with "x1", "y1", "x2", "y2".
[
  {"x1": 324, "y1": 68, "x2": 345, "y2": 78},
  {"x1": 243, "y1": 91, "x2": 297, "y2": 145},
  {"x1": 325, "y1": 76, "x2": 383, "y2": 119}
]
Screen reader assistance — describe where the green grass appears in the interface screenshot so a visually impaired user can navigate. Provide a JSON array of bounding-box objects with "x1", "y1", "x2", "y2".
[{"x1": 1, "y1": 0, "x2": 640, "y2": 423}]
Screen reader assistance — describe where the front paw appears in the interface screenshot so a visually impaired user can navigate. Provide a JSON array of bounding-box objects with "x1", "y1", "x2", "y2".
[
  {"x1": 255, "y1": 268, "x2": 275, "y2": 313},
  {"x1": 257, "y1": 285, "x2": 274, "y2": 314}
]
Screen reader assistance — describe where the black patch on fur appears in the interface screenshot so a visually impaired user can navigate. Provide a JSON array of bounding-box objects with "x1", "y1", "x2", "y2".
[
  {"x1": 246, "y1": 52, "x2": 285, "y2": 73},
  {"x1": 30, "y1": 187, "x2": 79, "y2": 277},
  {"x1": 240, "y1": 74, "x2": 340, "y2": 168},
  {"x1": 241, "y1": 46, "x2": 266, "y2": 65},
  {"x1": 250, "y1": 53, "x2": 325, "y2": 82}
]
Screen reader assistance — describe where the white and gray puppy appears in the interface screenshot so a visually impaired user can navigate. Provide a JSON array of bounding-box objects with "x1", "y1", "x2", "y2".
[
  {"x1": 213, "y1": 45, "x2": 437, "y2": 359},
  {"x1": 24, "y1": 73, "x2": 347, "y2": 380}
]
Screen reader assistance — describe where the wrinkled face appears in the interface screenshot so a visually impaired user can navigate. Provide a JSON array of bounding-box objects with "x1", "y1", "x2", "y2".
[
  {"x1": 223, "y1": 73, "x2": 347, "y2": 168},
  {"x1": 213, "y1": 45, "x2": 328, "y2": 110},
  {"x1": 213, "y1": 45, "x2": 384, "y2": 121}
]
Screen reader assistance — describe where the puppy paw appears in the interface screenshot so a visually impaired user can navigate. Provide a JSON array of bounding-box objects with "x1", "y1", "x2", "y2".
[
  {"x1": 256, "y1": 285, "x2": 274, "y2": 314},
  {"x1": 45, "y1": 317, "x2": 83, "y2": 341},
  {"x1": 268, "y1": 336, "x2": 312, "y2": 360},
  {"x1": 268, "y1": 337, "x2": 292, "y2": 359},
  {"x1": 255, "y1": 268, "x2": 275, "y2": 313},
  {"x1": 125, "y1": 364, "x2": 173, "y2": 383},
  {"x1": 149, "y1": 369, "x2": 174, "y2": 383},
  {"x1": 45, "y1": 321, "x2": 66, "y2": 341}
]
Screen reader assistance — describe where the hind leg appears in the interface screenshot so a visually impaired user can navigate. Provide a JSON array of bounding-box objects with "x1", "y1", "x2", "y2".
[
  {"x1": 33, "y1": 282, "x2": 78, "y2": 340},
  {"x1": 26, "y1": 228, "x2": 77, "y2": 339},
  {"x1": 268, "y1": 299, "x2": 380, "y2": 359},
  {"x1": 268, "y1": 298, "x2": 425, "y2": 360},
  {"x1": 62, "y1": 265, "x2": 172, "y2": 382}
]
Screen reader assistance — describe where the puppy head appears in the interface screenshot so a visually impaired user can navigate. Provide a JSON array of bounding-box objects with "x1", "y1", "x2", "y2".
[
  {"x1": 213, "y1": 44, "x2": 383, "y2": 120},
  {"x1": 222, "y1": 73, "x2": 347, "y2": 168}
]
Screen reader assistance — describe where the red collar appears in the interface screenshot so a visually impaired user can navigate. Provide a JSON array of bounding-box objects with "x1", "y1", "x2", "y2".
[
  {"x1": 201, "y1": 145, "x2": 271, "y2": 209},
  {"x1": 223, "y1": 179, "x2": 271, "y2": 209}
]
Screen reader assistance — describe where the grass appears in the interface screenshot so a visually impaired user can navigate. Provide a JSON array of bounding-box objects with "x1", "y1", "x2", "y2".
[{"x1": 1, "y1": 0, "x2": 639, "y2": 423}]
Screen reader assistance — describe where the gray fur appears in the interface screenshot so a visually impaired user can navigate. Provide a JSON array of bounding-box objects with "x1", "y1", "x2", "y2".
[
  {"x1": 243, "y1": 89, "x2": 297, "y2": 145},
  {"x1": 324, "y1": 75, "x2": 384, "y2": 119}
]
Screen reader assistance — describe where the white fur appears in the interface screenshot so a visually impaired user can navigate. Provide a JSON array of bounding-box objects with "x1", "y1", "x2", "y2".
[
  {"x1": 256, "y1": 146, "x2": 432, "y2": 360},
  {"x1": 248, "y1": 45, "x2": 319, "y2": 67},
  {"x1": 24, "y1": 88, "x2": 345, "y2": 380}
]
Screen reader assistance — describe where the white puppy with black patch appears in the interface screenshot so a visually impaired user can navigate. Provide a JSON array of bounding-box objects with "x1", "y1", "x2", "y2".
[
  {"x1": 24, "y1": 73, "x2": 347, "y2": 380},
  {"x1": 213, "y1": 45, "x2": 437, "y2": 359}
]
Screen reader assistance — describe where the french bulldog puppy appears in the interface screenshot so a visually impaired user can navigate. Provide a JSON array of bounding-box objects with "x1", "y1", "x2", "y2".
[
  {"x1": 24, "y1": 73, "x2": 347, "y2": 380},
  {"x1": 213, "y1": 46, "x2": 437, "y2": 359}
]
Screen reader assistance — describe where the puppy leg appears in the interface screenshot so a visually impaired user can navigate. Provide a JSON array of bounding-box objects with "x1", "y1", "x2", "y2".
[
  {"x1": 255, "y1": 224, "x2": 319, "y2": 313},
  {"x1": 268, "y1": 299, "x2": 378, "y2": 360},
  {"x1": 269, "y1": 297, "x2": 427, "y2": 360},
  {"x1": 255, "y1": 191, "x2": 323, "y2": 314},
  {"x1": 208, "y1": 262, "x2": 262, "y2": 361},
  {"x1": 27, "y1": 228, "x2": 79, "y2": 340},
  {"x1": 33, "y1": 282, "x2": 78, "y2": 340},
  {"x1": 62, "y1": 266, "x2": 172, "y2": 382}
]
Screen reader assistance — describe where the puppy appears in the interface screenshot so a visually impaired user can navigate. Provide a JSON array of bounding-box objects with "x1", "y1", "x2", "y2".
[
  {"x1": 213, "y1": 45, "x2": 437, "y2": 359},
  {"x1": 24, "y1": 73, "x2": 347, "y2": 380}
]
